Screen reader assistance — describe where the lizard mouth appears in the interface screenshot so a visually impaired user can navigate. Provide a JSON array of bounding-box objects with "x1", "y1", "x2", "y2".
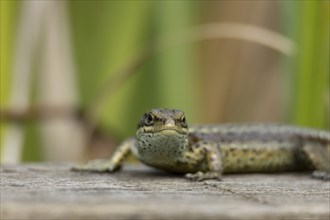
[
  {"x1": 139, "y1": 127, "x2": 188, "y2": 135},
  {"x1": 157, "y1": 128, "x2": 187, "y2": 135}
]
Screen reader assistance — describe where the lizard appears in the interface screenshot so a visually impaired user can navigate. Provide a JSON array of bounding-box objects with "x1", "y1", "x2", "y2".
[{"x1": 72, "y1": 108, "x2": 330, "y2": 181}]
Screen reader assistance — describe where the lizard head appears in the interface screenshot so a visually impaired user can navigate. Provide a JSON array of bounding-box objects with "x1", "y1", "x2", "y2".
[
  {"x1": 136, "y1": 108, "x2": 188, "y2": 135},
  {"x1": 136, "y1": 108, "x2": 189, "y2": 166}
]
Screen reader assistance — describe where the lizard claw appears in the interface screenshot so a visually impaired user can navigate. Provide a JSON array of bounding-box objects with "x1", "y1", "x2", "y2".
[
  {"x1": 185, "y1": 171, "x2": 222, "y2": 181},
  {"x1": 71, "y1": 159, "x2": 119, "y2": 173}
]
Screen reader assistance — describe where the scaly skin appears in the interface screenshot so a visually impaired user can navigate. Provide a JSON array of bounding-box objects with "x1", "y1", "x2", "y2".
[{"x1": 72, "y1": 108, "x2": 330, "y2": 181}]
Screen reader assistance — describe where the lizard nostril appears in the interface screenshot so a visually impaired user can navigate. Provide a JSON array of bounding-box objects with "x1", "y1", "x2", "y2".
[{"x1": 164, "y1": 119, "x2": 175, "y2": 127}]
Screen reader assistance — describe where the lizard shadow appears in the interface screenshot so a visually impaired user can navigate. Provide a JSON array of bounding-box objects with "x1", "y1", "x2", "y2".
[{"x1": 122, "y1": 165, "x2": 184, "y2": 180}]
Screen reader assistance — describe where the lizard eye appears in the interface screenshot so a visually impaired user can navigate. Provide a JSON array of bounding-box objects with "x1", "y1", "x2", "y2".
[
  {"x1": 144, "y1": 113, "x2": 154, "y2": 126},
  {"x1": 181, "y1": 116, "x2": 187, "y2": 127}
]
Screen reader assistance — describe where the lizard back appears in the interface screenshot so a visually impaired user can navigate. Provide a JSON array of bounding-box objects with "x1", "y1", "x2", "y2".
[{"x1": 188, "y1": 124, "x2": 330, "y2": 173}]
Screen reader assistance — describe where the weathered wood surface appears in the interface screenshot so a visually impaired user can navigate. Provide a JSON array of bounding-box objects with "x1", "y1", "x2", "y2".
[{"x1": 1, "y1": 163, "x2": 329, "y2": 220}]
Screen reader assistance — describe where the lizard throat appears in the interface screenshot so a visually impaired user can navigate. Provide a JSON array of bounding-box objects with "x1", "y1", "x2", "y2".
[{"x1": 136, "y1": 129, "x2": 188, "y2": 168}]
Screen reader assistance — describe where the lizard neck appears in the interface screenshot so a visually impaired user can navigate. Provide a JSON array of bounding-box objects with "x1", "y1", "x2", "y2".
[{"x1": 136, "y1": 130, "x2": 189, "y2": 168}]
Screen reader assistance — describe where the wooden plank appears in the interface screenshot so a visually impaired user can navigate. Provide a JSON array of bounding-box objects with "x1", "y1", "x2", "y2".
[{"x1": 1, "y1": 163, "x2": 329, "y2": 219}]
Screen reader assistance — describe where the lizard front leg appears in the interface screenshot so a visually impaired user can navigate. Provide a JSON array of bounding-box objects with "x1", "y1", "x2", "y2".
[
  {"x1": 71, "y1": 138, "x2": 136, "y2": 173},
  {"x1": 184, "y1": 141, "x2": 223, "y2": 181}
]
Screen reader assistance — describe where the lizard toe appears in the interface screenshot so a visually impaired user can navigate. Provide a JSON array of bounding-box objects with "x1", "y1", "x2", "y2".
[
  {"x1": 71, "y1": 159, "x2": 118, "y2": 173},
  {"x1": 185, "y1": 171, "x2": 222, "y2": 181}
]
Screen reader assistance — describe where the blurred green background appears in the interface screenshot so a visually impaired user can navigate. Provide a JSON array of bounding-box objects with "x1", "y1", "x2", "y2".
[{"x1": 0, "y1": 1, "x2": 329, "y2": 163}]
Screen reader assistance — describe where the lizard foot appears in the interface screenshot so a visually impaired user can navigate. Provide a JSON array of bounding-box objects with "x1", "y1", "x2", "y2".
[
  {"x1": 312, "y1": 170, "x2": 330, "y2": 181},
  {"x1": 185, "y1": 171, "x2": 222, "y2": 181},
  {"x1": 71, "y1": 159, "x2": 119, "y2": 173}
]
